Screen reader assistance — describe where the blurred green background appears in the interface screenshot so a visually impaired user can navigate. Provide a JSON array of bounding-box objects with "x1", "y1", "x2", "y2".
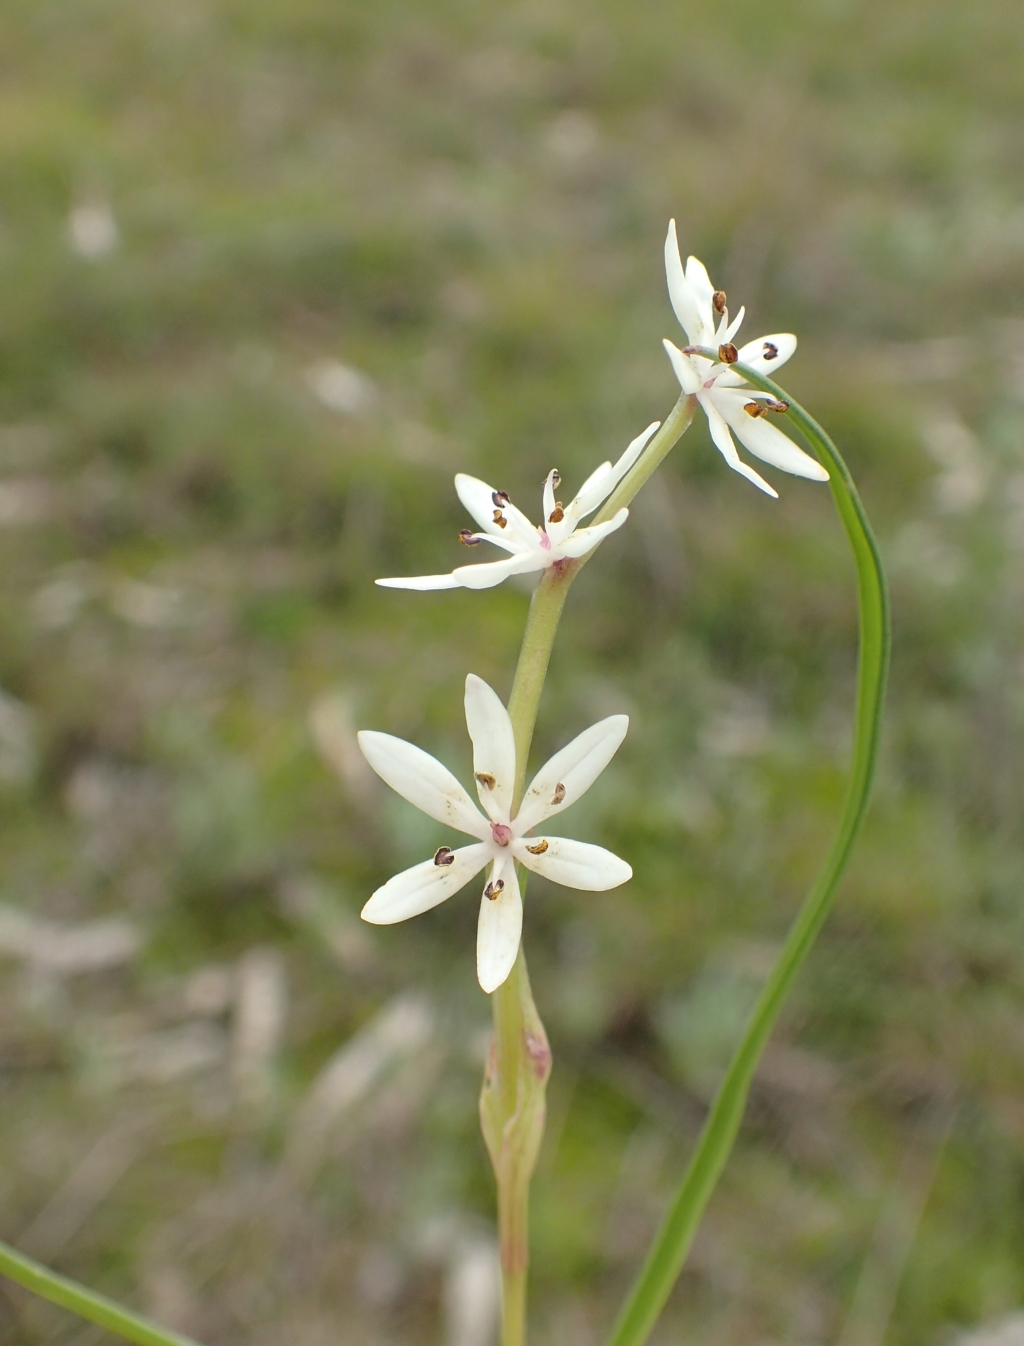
[{"x1": 0, "y1": 1, "x2": 1023, "y2": 1343}]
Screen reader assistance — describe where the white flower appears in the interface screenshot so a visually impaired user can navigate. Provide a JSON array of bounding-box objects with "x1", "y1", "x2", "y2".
[
  {"x1": 358, "y1": 675, "x2": 632, "y2": 992},
  {"x1": 376, "y1": 423, "x2": 660, "y2": 592},
  {"x1": 661, "y1": 220, "x2": 829, "y2": 498}
]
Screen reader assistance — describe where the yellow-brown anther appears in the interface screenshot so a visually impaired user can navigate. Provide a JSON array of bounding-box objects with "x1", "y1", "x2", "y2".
[
  {"x1": 475, "y1": 771, "x2": 496, "y2": 788},
  {"x1": 551, "y1": 782, "x2": 566, "y2": 805},
  {"x1": 484, "y1": 878, "x2": 505, "y2": 900},
  {"x1": 744, "y1": 401, "x2": 766, "y2": 418},
  {"x1": 493, "y1": 510, "x2": 507, "y2": 528},
  {"x1": 718, "y1": 343, "x2": 739, "y2": 364},
  {"x1": 762, "y1": 341, "x2": 779, "y2": 360},
  {"x1": 712, "y1": 290, "x2": 727, "y2": 315},
  {"x1": 525, "y1": 839, "x2": 549, "y2": 855},
  {"x1": 459, "y1": 529, "x2": 481, "y2": 546},
  {"x1": 765, "y1": 398, "x2": 789, "y2": 413},
  {"x1": 433, "y1": 846, "x2": 456, "y2": 866},
  {"x1": 548, "y1": 503, "x2": 564, "y2": 524},
  {"x1": 492, "y1": 490, "x2": 510, "y2": 507}
]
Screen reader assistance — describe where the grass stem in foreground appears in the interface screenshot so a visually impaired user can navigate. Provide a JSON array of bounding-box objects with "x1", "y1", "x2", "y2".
[{"x1": 0, "y1": 1239, "x2": 203, "y2": 1346}]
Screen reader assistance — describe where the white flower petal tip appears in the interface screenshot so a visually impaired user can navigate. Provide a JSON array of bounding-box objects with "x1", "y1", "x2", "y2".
[
  {"x1": 464, "y1": 674, "x2": 516, "y2": 821},
  {"x1": 358, "y1": 684, "x2": 632, "y2": 990},
  {"x1": 515, "y1": 836, "x2": 632, "y2": 891},
  {"x1": 377, "y1": 427, "x2": 657, "y2": 594},
  {"x1": 476, "y1": 860, "x2": 522, "y2": 993},
  {"x1": 376, "y1": 574, "x2": 462, "y2": 590},
  {"x1": 516, "y1": 713, "x2": 629, "y2": 833},
  {"x1": 357, "y1": 730, "x2": 488, "y2": 837},
  {"x1": 361, "y1": 843, "x2": 490, "y2": 924}
]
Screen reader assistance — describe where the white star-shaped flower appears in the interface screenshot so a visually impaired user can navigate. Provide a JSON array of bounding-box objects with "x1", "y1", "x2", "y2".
[
  {"x1": 376, "y1": 423, "x2": 659, "y2": 592},
  {"x1": 358, "y1": 675, "x2": 632, "y2": 992},
  {"x1": 661, "y1": 219, "x2": 829, "y2": 498}
]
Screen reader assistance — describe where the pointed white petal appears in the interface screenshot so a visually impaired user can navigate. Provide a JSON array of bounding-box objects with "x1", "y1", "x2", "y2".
[
  {"x1": 456, "y1": 476, "x2": 538, "y2": 548},
  {"x1": 698, "y1": 393, "x2": 779, "y2": 498},
  {"x1": 608, "y1": 420, "x2": 660, "y2": 487},
  {"x1": 513, "y1": 836, "x2": 632, "y2": 890},
  {"x1": 464, "y1": 674, "x2": 516, "y2": 822},
  {"x1": 685, "y1": 255, "x2": 718, "y2": 341},
  {"x1": 555, "y1": 508, "x2": 629, "y2": 559},
  {"x1": 542, "y1": 469, "x2": 558, "y2": 527},
  {"x1": 476, "y1": 857, "x2": 522, "y2": 993},
  {"x1": 358, "y1": 731, "x2": 488, "y2": 837},
  {"x1": 715, "y1": 392, "x2": 828, "y2": 481},
  {"x1": 720, "y1": 305, "x2": 745, "y2": 344},
  {"x1": 742, "y1": 331, "x2": 797, "y2": 372},
  {"x1": 516, "y1": 714, "x2": 629, "y2": 832},
  {"x1": 376, "y1": 573, "x2": 463, "y2": 590},
  {"x1": 361, "y1": 844, "x2": 490, "y2": 924},
  {"x1": 568, "y1": 422, "x2": 660, "y2": 524},
  {"x1": 455, "y1": 474, "x2": 510, "y2": 535},
  {"x1": 573, "y1": 460, "x2": 613, "y2": 503},
  {"x1": 715, "y1": 333, "x2": 798, "y2": 386},
  {"x1": 665, "y1": 220, "x2": 703, "y2": 344},
  {"x1": 451, "y1": 552, "x2": 543, "y2": 589},
  {"x1": 663, "y1": 339, "x2": 703, "y2": 395}
]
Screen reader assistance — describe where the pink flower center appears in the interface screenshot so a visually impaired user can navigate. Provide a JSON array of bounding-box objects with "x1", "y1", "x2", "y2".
[
  {"x1": 539, "y1": 531, "x2": 552, "y2": 550},
  {"x1": 490, "y1": 822, "x2": 513, "y2": 847}
]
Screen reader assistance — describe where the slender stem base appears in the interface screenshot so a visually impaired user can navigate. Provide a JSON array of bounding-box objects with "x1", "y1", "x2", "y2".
[
  {"x1": 480, "y1": 951, "x2": 551, "y2": 1346},
  {"x1": 480, "y1": 397, "x2": 697, "y2": 1346}
]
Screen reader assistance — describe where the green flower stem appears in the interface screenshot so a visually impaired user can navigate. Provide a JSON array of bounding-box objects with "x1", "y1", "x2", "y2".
[
  {"x1": 605, "y1": 357, "x2": 890, "y2": 1346},
  {"x1": 0, "y1": 1239, "x2": 203, "y2": 1346},
  {"x1": 481, "y1": 393, "x2": 696, "y2": 1346}
]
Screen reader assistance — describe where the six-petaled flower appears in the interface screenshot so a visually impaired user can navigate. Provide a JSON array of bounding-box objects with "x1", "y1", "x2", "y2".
[
  {"x1": 376, "y1": 423, "x2": 659, "y2": 592},
  {"x1": 358, "y1": 675, "x2": 632, "y2": 992},
  {"x1": 661, "y1": 219, "x2": 828, "y2": 497}
]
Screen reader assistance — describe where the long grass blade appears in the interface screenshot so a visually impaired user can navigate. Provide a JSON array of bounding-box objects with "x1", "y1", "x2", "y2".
[{"x1": 605, "y1": 360, "x2": 890, "y2": 1346}]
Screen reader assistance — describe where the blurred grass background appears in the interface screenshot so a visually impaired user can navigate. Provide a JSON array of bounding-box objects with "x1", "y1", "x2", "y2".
[{"x1": 0, "y1": 0, "x2": 1023, "y2": 1343}]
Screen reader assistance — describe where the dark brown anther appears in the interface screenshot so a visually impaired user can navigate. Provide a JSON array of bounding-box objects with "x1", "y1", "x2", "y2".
[
  {"x1": 551, "y1": 782, "x2": 566, "y2": 805},
  {"x1": 765, "y1": 398, "x2": 789, "y2": 413},
  {"x1": 492, "y1": 490, "x2": 510, "y2": 507},
  {"x1": 475, "y1": 771, "x2": 496, "y2": 788},
  {"x1": 718, "y1": 343, "x2": 739, "y2": 364},
  {"x1": 548, "y1": 503, "x2": 564, "y2": 524},
  {"x1": 763, "y1": 341, "x2": 779, "y2": 361},
  {"x1": 459, "y1": 529, "x2": 481, "y2": 546},
  {"x1": 493, "y1": 510, "x2": 507, "y2": 528},
  {"x1": 484, "y1": 878, "x2": 505, "y2": 900},
  {"x1": 712, "y1": 290, "x2": 727, "y2": 315},
  {"x1": 525, "y1": 839, "x2": 549, "y2": 855},
  {"x1": 743, "y1": 401, "x2": 766, "y2": 418},
  {"x1": 433, "y1": 846, "x2": 456, "y2": 867}
]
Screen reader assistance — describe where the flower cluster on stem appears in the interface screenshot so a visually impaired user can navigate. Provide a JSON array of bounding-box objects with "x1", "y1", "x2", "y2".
[{"x1": 661, "y1": 219, "x2": 829, "y2": 496}]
